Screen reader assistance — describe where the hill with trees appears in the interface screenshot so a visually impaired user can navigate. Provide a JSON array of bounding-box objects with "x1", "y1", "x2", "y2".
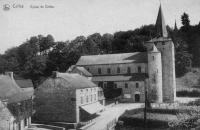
[{"x1": 0, "y1": 12, "x2": 199, "y2": 87}]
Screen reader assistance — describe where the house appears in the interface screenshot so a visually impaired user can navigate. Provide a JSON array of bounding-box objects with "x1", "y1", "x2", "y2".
[
  {"x1": 34, "y1": 72, "x2": 105, "y2": 124},
  {"x1": 0, "y1": 72, "x2": 33, "y2": 130},
  {"x1": 75, "y1": 5, "x2": 176, "y2": 103}
]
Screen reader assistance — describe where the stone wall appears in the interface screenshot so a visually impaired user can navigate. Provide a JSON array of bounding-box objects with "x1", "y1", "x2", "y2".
[
  {"x1": 116, "y1": 81, "x2": 145, "y2": 102},
  {"x1": 156, "y1": 40, "x2": 176, "y2": 102},
  {"x1": 80, "y1": 63, "x2": 147, "y2": 76}
]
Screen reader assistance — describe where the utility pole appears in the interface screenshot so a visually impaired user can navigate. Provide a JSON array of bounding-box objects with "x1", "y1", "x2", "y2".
[{"x1": 144, "y1": 79, "x2": 147, "y2": 129}]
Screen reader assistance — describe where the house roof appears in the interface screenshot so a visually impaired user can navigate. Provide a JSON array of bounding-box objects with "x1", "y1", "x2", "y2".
[
  {"x1": 56, "y1": 72, "x2": 96, "y2": 89},
  {"x1": 92, "y1": 74, "x2": 147, "y2": 82},
  {"x1": 0, "y1": 75, "x2": 33, "y2": 103},
  {"x1": 75, "y1": 67, "x2": 92, "y2": 77},
  {"x1": 0, "y1": 100, "x2": 13, "y2": 121},
  {"x1": 15, "y1": 79, "x2": 34, "y2": 88},
  {"x1": 76, "y1": 52, "x2": 147, "y2": 65}
]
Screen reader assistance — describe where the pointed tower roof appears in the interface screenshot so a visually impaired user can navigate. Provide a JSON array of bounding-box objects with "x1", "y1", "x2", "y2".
[
  {"x1": 155, "y1": 4, "x2": 168, "y2": 38},
  {"x1": 150, "y1": 44, "x2": 159, "y2": 52}
]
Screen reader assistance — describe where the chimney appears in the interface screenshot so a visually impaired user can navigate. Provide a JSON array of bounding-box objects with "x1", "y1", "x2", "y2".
[
  {"x1": 5, "y1": 71, "x2": 14, "y2": 79},
  {"x1": 52, "y1": 71, "x2": 58, "y2": 78}
]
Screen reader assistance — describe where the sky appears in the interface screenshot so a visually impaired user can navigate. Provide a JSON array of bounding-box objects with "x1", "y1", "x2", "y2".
[{"x1": 0, "y1": 0, "x2": 200, "y2": 54}]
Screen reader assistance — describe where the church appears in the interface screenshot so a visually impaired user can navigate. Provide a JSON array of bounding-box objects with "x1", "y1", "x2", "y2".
[{"x1": 74, "y1": 5, "x2": 176, "y2": 103}]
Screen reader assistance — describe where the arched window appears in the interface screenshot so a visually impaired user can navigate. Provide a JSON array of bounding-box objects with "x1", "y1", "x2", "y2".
[
  {"x1": 117, "y1": 67, "x2": 120, "y2": 73},
  {"x1": 138, "y1": 66, "x2": 141, "y2": 73},
  {"x1": 125, "y1": 83, "x2": 128, "y2": 88},
  {"x1": 98, "y1": 68, "x2": 101, "y2": 74},
  {"x1": 107, "y1": 68, "x2": 111, "y2": 74},
  {"x1": 127, "y1": 67, "x2": 131, "y2": 74},
  {"x1": 136, "y1": 83, "x2": 139, "y2": 88}
]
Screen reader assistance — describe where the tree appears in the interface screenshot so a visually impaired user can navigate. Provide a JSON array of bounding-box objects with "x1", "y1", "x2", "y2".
[{"x1": 181, "y1": 12, "x2": 190, "y2": 27}]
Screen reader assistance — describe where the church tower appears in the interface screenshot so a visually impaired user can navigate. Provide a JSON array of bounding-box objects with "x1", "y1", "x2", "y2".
[
  {"x1": 147, "y1": 44, "x2": 163, "y2": 103},
  {"x1": 146, "y1": 5, "x2": 176, "y2": 102}
]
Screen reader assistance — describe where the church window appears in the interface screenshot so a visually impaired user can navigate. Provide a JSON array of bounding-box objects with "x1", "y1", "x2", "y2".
[
  {"x1": 114, "y1": 83, "x2": 117, "y2": 88},
  {"x1": 107, "y1": 68, "x2": 111, "y2": 74},
  {"x1": 127, "y1": 67, "x2": 131, "y2": 74},
  {"x1": 125, "y1": 83, "x2": 128, "y2": 88},
  {"x1": 117, "y1": 67, "x2": 120, "y2": 73},
  {"x1": 136, "y1": 83, "x2": 139, "y2": 88},
  {"x1": 98, "y1": 68, "x2": 101, "y2": 74},
  {"x1": 138, "y1": 66, "x2": 141, "y2": 73}
]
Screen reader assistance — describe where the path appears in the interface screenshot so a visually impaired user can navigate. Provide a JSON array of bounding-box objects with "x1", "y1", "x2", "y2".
[{"x1": 86, "y1": 103, "x2": 143, "y2": 130}]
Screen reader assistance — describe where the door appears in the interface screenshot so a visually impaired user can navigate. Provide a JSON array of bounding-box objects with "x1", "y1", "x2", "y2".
[{"x1": 135, "y1": 94, "x2": 140, "y2": 102}]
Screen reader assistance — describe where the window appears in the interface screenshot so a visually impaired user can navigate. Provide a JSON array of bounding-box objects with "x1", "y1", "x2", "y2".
[
  {"x1": 138, "y1": 66, "x2": 141, "y2": 73},
  {"x1": 94, "y1": 94, "x2": 96, "y2": 101},
  {"x1": 86, "y1": 96, "x2": 89, "y2": 103},
  {"x1": 98, "y1": 82, "x2": 103, "y2": 87},
  {"x1": 125, "y1": 83, "x2": 128, "y2": 88},
  {"x1": 117, "y1": 67, "x2": 120, "y2": 73},
  {"x1": 127, "y1": 67, "x2": 131, "y2": 74},
  {"x1": 24, "y1": 118, "x2": 27, "y2": 126},
  {"x1": 91, "y1": 95, "x2": 93, "y2": 102},
  {"x1": 152, "y1": 56, "x2": 154, "y2": 60},
  {"x1": 114, "y1": 83, "x2": 117, "y2": 88},
  {"x1": 98, "y1": 68, "x2": 101, "y2": 74},
  {"x1": 87, "y1": 67, "x2": 90, "y2": 71},
  {"x1": 104, "y1": 83, "x2": 107, "y2": 88},
  {"x1": 136, "y1": 83, "x2": 139, "y2": 88},
  {"x1": 107, "y1": 68, "x2": 111, "y2": 74},
  {"x1": 81, "y1": 97, "x2": 83, "y2": 104}
]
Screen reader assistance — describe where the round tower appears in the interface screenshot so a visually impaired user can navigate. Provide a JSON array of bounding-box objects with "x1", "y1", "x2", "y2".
[{"x1": 147, "y1": 45, "x2": 163, "y2": 103}]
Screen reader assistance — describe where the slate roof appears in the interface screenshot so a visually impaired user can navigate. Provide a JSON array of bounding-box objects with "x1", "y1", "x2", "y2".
[
  {"x1": 92, "y1": 74, "x2": 147, "y2": 82},
  {"x1": 155, "y1": 5, "x2": 168, "y2": 38},
  {"x1": 56, "y1": 72, "x2": 96, "y2": 89},
  {"x1": 76, "y1": 52, "x2": 148, "y2": 65},
  {"x1": 0, "y1": 75, "x2": 33, "y2": 103},
  {"x1": 15, "y1": 79, "x2": 34, "y2": 88},
  {"x1": 75, "y1": 67, "x2": 92, "y2": 77}
]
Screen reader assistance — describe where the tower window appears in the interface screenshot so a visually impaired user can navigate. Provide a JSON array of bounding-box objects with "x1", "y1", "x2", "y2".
[
  {"x1": 125, "y1": 83, "x2": 128, "y2": 88},
  {"x1": 127, "y1": 67, "x2": 131, "y2": 74},
  {"x1": 138, "y1": 66, "x2": 141, "y2": 73},
  {"x1": 98, "y1": 68, "x2": 101, "y2": 74},
  {"x1": 117, "y1": 67, "x2": 120, "y2": 73},
  {"x1": 136, "y1": 83, "x2": 139, "y2": 88},
  {"x1": 107, "y1": 68, "x2": 111, "y2": 74}
]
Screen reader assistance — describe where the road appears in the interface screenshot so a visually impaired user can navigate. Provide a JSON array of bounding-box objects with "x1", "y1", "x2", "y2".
[{"x1": 86, "y1": 103, "x2": 143, "y2": 130}]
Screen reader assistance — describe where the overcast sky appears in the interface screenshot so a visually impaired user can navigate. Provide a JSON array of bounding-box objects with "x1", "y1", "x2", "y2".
[{"x1": 0, "y1": 0, "x2": 200, "y2": 54}]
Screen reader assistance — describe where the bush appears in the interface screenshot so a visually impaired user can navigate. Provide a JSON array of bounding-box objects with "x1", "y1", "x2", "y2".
[
  {"x1": 176, "y1": 90, "x2": 200, "y2": 97},
  {"x1": 119, "y1": 117, "x2": 169, "y2": 129}
]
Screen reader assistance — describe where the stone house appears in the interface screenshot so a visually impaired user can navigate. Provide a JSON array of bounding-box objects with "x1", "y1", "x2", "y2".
[
  {"x1": 34, "y1": 72, "x2": 104, "y2": 124},
  {"x1": 0, "y1": 72, "x2": 33, "y2": 130},
  {"x1": 75, "y1": 5, "x2": 176, "y2": 103}
]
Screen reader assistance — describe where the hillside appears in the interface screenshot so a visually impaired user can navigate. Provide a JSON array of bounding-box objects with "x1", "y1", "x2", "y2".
[{"x1": 176, "y1": 68, "x2": 200, "y2": 91}]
